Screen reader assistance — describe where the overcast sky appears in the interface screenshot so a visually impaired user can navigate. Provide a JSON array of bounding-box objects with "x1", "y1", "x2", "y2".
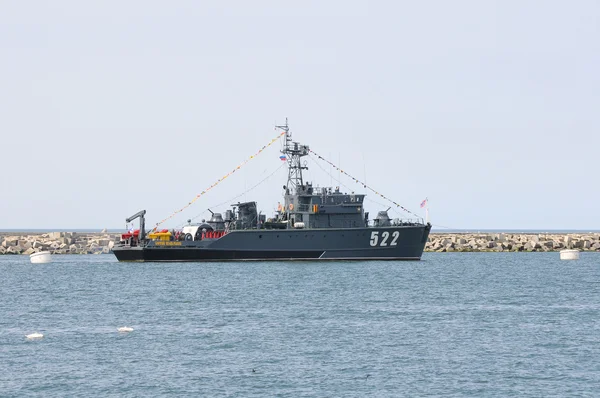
[{"x1": 1, "y1": 1, "x2": 598, "y2": 230}]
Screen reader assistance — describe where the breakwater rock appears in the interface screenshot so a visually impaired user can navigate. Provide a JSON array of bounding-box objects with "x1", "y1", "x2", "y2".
[
  {"x1": 425, "y1": 233, "x2": 600, "y2": 252},
  {"x1": 0, "y1": 232, "x2": 121, "y2": 255},
  {"x1": 2, "y1": 232, "x2": 599, "y2": 255}
]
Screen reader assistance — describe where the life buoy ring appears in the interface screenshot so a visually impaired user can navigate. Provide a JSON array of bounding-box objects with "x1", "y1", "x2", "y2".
[{"x1": 289, "y1": 203, "x2": 294, "y2": 211}]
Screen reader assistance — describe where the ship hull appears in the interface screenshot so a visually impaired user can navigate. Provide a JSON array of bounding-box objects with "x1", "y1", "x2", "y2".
[{"x1": 113, "y1": 225, "x2": 431, "y2": 262}]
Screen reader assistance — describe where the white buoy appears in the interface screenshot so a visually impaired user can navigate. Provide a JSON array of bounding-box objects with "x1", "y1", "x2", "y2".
[
  {"x1": 117, "y1": 327, "x2": 134, "y2": 333},
  {"x1": 560, "y1": 249, "x2": 580, "y2": 260},
  {"x1": 26, "y1": 333, "x2": 44, "y2": 339},
  {"x1": 30, "y1": 251, "x2": 52, "y2": 264}
]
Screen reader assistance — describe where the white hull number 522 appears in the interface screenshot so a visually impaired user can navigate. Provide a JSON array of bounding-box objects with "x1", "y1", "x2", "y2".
[{"x1": 369, "y1": 231, "x2": 400, "y2": 247}]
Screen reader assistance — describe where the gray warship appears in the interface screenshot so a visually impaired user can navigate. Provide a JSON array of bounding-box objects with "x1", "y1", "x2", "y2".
[{"x1": 113, "y1": 121, "x2": 431, "y2": 262}]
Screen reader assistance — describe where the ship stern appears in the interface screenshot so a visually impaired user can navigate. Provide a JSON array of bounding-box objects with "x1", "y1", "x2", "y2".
[{"x1": 112, "y1": 245, "x2": 146, "y2": 262}]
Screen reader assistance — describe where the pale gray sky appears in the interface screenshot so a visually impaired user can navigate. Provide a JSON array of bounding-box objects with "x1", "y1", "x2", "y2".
[{"x1": 1, "y1": 1, "x2": 598, "y2": 230}]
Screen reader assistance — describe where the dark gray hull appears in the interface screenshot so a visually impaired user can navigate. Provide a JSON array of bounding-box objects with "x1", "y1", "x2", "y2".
[{"x1": 112, "y1": 224, "x2": 431, "y2": 262}]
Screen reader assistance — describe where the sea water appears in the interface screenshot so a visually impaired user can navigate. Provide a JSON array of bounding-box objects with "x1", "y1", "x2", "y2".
[{"x1": 1, "y1": 253, "x2": 599, "y2": 397}]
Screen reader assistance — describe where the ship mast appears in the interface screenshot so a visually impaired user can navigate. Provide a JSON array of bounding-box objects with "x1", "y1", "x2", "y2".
[{"x1": 276, "y1": 118, "x2": 309, "y2": 194}]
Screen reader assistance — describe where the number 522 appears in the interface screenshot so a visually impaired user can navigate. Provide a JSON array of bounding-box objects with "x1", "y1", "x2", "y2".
[{"x1": 370, "y1": 231, "x2": 400, "y2": 247}]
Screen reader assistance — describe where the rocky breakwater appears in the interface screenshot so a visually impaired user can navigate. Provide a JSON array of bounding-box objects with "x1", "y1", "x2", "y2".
[
  {"x1": 0, "y1": 232, "x2": 121, "y2": 255},
  {"x1": 425, "y1": 233, "x2": 600, "y2": 252}
]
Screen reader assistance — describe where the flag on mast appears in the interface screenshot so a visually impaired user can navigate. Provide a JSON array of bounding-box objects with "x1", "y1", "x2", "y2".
[{"x1": 420, "y1": 198, "x2": 428, "y2": 208}]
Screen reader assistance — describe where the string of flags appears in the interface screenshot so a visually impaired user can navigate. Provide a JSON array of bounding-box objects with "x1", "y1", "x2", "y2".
[
  {"x1": 308, "y1": 149, "x2": 420, "y2": 218},
  {"x1": 183, "y1": 162, "x2": 287, "y2": 227},
  {"x1": 154, "y1": 131, "x2": 285, "y2": 229}
]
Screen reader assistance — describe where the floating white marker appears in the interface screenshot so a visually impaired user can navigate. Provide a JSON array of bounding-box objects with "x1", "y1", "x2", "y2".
[
  {"x1": 560, "y1": 249, "x2": 580, "y2": 260},
  {"x1": 30, "y1": 251, "x2": 52, "y2": 264},
  {"x1": 117, "y1": 327, "x2": 134, "y2": 333},
  {"x1": 26, "y1": 333, "x2": 44, "y2": 339}
]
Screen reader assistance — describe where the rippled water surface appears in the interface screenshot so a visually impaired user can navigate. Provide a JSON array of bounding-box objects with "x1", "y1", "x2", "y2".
[{"x1": 1, "y1": 253, "x2": 599, "y2": 397}]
